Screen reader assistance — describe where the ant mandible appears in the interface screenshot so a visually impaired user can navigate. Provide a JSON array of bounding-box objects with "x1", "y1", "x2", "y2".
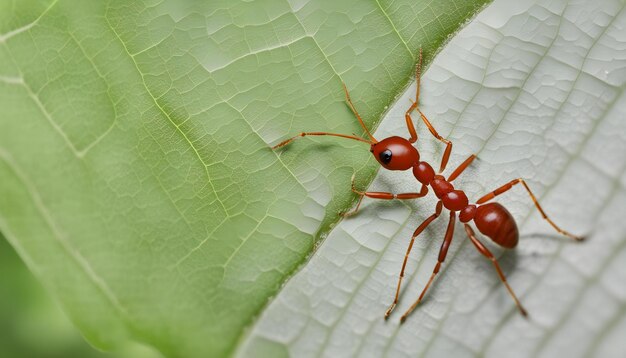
[{"x1": 272, "y1": 50, "x2": 584, "y2": 323}]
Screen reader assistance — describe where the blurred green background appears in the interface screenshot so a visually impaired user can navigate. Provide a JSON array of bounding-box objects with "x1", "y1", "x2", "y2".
[{"x1": 0, "y1": 234, "x2": 161, "y2": 358}]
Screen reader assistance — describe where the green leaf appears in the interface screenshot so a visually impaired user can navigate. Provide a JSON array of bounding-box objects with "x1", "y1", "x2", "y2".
[
  {"x1": 0, "y1": 0, "x2": 488, "y2": 356},
  {"x1": 239, "y1": 0, "x2": 626, "y2": 356}
]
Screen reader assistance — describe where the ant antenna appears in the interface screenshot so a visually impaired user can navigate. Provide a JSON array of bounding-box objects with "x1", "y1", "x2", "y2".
[
  {"x1": 271, "y1": 132, "x2": 371, "y2": 150},
  {"x1": 342, "y1": 82, "x2": 378, "y2": 143},
  {"x1": 272, "y1": 83, "x2": 379, "y2": 150}
]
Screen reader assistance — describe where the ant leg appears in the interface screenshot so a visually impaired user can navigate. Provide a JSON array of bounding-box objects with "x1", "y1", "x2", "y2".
[
  {"x1": 464, "y1": 224, "x2": 528, "y2": 317},
  {"x1": 385, "y1": 201, "x2": 443, "y2": 319},
  {"x1": 271, "y1": 132, "x2": 370, "y2": 149},
  {"x1": 400, "y1": 210, "x2": 456, "y2": 323},
  {"x1": 417, "y1": 109, "x2": 453, "y2": 174},
  {"x1": 477, "y1": 178, "x2": 584, "y2": 241},
  {"x1": 343, "y1": 176, "x2": 428, "y2": 217},
  {"x1": 447, "y1": 154, "x2": 477, "y2": 182},
  {"x1": 404, "y1": 48, "x2": 423, "y2": 143}
]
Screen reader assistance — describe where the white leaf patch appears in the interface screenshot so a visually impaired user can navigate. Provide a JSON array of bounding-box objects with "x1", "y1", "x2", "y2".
[{"x1": 239, "y1": 0, "x2": 626, "y2": 356}]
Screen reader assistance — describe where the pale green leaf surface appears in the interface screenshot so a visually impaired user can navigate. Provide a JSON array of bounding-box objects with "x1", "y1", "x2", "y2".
[
  {"x1": 238, "y1": 0, "x2": 626, "y2": 356},
  {"x1": 0, "y1": 0, "x2": 488, "y2": 357}
]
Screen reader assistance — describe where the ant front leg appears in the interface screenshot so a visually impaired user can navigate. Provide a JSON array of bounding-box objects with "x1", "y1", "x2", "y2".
[
  {"x1": 417, "y1": 109, "x2": 453, "y2": 174},
  {"x1": 343, "y1": 175, "x2": 428, "y2": 217},
  {"x1": 400, "y1": 210, "x2": 456, "y2": 323},
  {"x1": 464, "y1": 224, "x2": 528, "y2": 317},
  {"x1": 403, "y1": 48, "x2": 452, "y2": 172},
  {"x1": 477, "y1": 178, "x2": 584, "y2": 241},
  {"x1": 447, "y1": 154, "x2": 477, "y2": 182}
]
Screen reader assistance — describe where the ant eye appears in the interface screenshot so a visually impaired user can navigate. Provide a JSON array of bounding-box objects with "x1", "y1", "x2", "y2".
[{"x1": 379, "y1": 149, "x2": 392, "y2": 164}]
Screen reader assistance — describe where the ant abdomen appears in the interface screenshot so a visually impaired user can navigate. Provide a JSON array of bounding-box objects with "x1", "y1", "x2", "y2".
[{"x1": 473, "y1": 203, "x2": 519, "y2": 248}]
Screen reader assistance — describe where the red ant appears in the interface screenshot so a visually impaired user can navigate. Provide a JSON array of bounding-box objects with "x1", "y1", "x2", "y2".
[{"x1": 272, "y1": 50, "x2": 584, "y2": 323}]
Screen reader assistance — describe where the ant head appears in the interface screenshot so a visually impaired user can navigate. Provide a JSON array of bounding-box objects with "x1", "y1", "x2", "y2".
[{"x1": 370, "y1": 136, "x2": 419, "y2": 171}]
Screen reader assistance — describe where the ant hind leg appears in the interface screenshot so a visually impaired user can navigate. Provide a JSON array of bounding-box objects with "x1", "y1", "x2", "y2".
[
  {"x1": 464, "y1": 224, "x2": 528, "y2": 317},
  {"x1": 476, "y1": 178, "x2": 584, "y2": 241}
]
